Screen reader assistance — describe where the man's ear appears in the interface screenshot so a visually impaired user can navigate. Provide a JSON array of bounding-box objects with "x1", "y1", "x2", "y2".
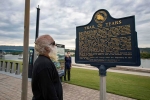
[{"x1": 45, "y1": 46, "x2": 50, "y2": 52}]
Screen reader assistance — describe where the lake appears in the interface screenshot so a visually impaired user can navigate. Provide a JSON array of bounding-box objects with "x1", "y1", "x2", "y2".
[
  {"x1": 71, "y1": 57, "x2": 150, "y2": 68},
  {"x1": 1, "y1": 55, "x2": 150, "y2": 68},
  {"x1": 0, "y1": 54, "x2": 22, "y2": 61}
]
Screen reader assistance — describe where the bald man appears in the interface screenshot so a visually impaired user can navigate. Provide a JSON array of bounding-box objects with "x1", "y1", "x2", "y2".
[{"x1": 32, "y1": 35, "x2": 63, "y2": 100}]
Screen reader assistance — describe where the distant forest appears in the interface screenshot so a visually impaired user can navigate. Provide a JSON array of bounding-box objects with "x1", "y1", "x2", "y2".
[
  {"x1": 1, "y1": 45, "x2": 150, "y2": 52},
  {"x1": 140, "y1": 48, "x2": 150, "y2": 53},
  {"x1": 0, "y1": 45, "x2": 34, "y2": 51}
]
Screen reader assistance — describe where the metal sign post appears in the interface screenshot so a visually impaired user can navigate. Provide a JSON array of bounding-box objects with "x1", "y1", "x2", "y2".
[
  {"x1": 100, "y1": 75, "x2": 106, "y2": 100},
  {"x1": 99, "y1": 65, "x2": 107, "y2": 100},
  {"x1": 75, "y1": 9, "x2": 141, "y2": 100}
]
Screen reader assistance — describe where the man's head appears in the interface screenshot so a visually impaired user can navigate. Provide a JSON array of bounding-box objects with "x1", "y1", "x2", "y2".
[
  {"x1": 35, "y1": 34, "x2": 58, "y2": 61},
  {"x1": 66, "y1": 51, "x2": 70, "y2": 57},
  {"x1": 67, "y1": 51, "x2": 70, "y2": 54}
]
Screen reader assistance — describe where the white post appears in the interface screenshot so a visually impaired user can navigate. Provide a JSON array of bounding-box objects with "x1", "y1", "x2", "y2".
[
  {"x1": 21, "y1": 0, "x2": 30, "y2": 99},
  {"x1": 0, "y1": 61, "x2": 2, "y2": 71},
  {"x1": 16, "y1": 63, "x2": 21, "y2": 75},
  {"x1": 10, "y1": 62, "x2": 15, "y2": 73},
  {"x1": 6, "y1": 62, "x2": 10, "y2": 72},
  {"x1": 2, "y1": 61, "x2": 5, "y2": 71}
]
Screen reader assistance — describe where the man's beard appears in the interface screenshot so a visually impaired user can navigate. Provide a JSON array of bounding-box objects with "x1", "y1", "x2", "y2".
[{"x1": 48, "y1": 46, "x2": 58, "y2": 62}]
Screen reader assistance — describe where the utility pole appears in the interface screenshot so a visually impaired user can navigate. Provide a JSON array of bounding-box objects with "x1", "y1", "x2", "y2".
[
  {"x1": 21, "y1": 0, "x2": 30, "y2": 100},
  {"x1": 28, "y1": 5, "x2": 40, "y2": 78},
  {"x1": 35, "y1": 5, "x2": 40, "y2": 40},
  {"x1": 33, "y1": 5, "x2": 40, "y2": 63}
]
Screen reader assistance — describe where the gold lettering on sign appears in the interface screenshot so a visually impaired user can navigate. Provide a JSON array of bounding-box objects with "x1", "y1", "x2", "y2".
[
  {"x1": 105, "y1": 20, "x2": 122, "y2": 27},
  {"x1": 84, "y1": 25, "x2": 95, "y2": 30},
  {"x1": 79, "y1": 24, "x2": 132, "y2": 62}
]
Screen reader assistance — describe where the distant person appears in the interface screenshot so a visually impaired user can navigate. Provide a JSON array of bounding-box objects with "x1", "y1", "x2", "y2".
[
  {"x1": 64, "y1": 51, "x2": 72, "y2": 81},
  {"x1": 32, "y1": 34, "x2": 63, "y2": 100}
]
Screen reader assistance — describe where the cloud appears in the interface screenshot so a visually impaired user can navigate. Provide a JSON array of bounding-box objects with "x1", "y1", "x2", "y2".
[{"x1": 0, "y1": 0, "x2": 150, "y2": 49}]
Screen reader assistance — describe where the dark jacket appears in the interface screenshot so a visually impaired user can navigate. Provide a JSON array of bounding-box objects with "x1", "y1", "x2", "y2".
[
  {"x1": 65, "y1": 56, "x2": 72, "y2": 69},
  {"x1": 32, "y1": 55, "x2": 63, "y2": 100}
]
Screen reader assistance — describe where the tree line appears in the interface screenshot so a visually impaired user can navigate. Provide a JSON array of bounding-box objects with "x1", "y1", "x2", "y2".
[
  {"x1": 140, "y1": 52, "x2": 150, "y2": 59},
  {"x1": 6, "y1": 50, "x2": 150, "y2": 59}
]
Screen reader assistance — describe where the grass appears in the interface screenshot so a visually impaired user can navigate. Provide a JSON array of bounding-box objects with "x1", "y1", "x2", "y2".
[{"x1": 65, "y1": 68, "x2": 150, "y2": 100}]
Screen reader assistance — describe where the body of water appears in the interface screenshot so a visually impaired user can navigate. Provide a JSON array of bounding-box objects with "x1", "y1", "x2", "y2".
[
  {"x1": 1, "y1": 55, "x2": 150, "y2": 68},
  {"x1": 71, "y1": 57, "x2": 150, "y2": 68},
  {"x1": 0, "y1": 54, "x2": 23, "y2": 61}
]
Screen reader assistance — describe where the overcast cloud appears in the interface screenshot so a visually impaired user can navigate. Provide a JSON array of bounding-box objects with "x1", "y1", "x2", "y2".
[{"x1": 0, "y1": 0, "x2": 150, "y2": 49}]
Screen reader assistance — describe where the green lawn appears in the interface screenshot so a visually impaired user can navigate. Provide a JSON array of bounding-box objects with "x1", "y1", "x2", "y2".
[{"x1": 65, "y1": 68, "x2": 150, "y2": 100}]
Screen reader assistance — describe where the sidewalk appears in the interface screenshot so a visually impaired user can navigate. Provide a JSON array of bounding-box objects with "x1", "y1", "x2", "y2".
[{"x1": 0, "y1": 73, "x2": 135, "y2": 100}]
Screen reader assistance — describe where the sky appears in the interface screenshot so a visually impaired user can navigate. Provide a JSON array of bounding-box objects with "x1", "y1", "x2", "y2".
[{"x1": 0, "y1": 0, "x2": 150, "y2": 49}]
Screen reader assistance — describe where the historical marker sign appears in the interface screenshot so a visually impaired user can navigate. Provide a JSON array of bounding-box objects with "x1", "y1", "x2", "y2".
[{"x1": 75, "y1": 9, "x2": 141, "y2": 66}]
